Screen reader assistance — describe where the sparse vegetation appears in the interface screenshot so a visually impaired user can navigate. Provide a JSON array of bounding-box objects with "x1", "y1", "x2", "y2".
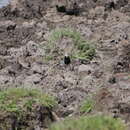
[
  {"x1": 80, "y1": 98, "x2": 95, "y2": 113},
  {"x1": 44, "y1": 55, "x2": 54, "y2": 61},
  {"x1": 47, "y1": 28, "x2": 96, "y2": 61},
  {"x1": 0, "y1": 0, "x2": 130, "y2": 129},
  {"x1": 49, "y1": 115, "x2": 126, "y2": 130},
  {"x1": 0, "y1": 88, "x2": 56, "y2": 115}
]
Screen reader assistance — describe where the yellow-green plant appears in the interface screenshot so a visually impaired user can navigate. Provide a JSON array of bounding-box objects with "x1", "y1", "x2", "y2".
[
  {"x1": 80, "y1": 98, "x2": 95, "y2": 113},
  {"x1": 49, "y1": 115, "x2": 126, "y2": 130},
  {"x1": 47, "y1": 28, "x2": 96, "y2": 60},
  {"x1": 0, "y1": 88, "x2": 56, "y2": 115}
]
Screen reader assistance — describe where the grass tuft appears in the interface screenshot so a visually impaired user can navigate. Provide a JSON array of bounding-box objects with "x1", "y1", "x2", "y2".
[
  {"x1": 49, "y1": 115, "x2": 126, "y2": 130},
  {"x1": 80, "y1": 98, "x2": 95, "y2": 113},
  {"x1": 47, "y1": 28, "x2": 96, "y2": 61},
  {"x1": 0, "y1": 88, "x2": 56, "y2": 115}
]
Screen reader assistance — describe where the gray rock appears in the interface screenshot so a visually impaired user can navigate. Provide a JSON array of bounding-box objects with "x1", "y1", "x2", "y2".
[
  {"x1": 57, "y1": 88, "x2": 87, "y2": 108},
  {"x1": 22, "y1": 20, "x2": 36, "y2": 28},
  {"x1": 18, "y1": 57, "x2": 30, "y2": 69},
  {"x1": 0, "y1": 75, "x2": 14, "y2": 84},
  {"x1": 78, "y1": 75, "x2": 96, "y2": 90},
  {"x1": 24, "y1": 74, "x2": 42, "y2": 85},
  {"x1": 78, "y1": 65, "x2": 93, "y2": 78},
  {"x1": 56, "y1": 105, "x2": 74, "y2": 117},
  {"x1": 0, "y1": 20, "x2": 16, "y2": 32},
  {"x1": 31, "y1": 63, "x2": 45, "y2": 74},
  {"x1": 64, "y1": 72, "x2": 77, "y2": 85},
  {"x1": 77, "y1": 24, "x2": 93, "y2": 40},
  {"x1": 26, "y1": 41, "x2": 45, "y2": 56},
  {"x1": 15, "y1": 74, "x2": 26, "y2": 84}
]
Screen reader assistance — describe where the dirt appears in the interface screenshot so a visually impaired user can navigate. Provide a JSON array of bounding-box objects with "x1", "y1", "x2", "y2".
[{"x1": 0, "y1": 0, "x2": 130, "y2": 129}]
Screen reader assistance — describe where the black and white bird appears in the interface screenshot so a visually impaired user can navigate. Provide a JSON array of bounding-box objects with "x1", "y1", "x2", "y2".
[{"x1": 64, "y1": 54, "x2": 71, "y2": 65}]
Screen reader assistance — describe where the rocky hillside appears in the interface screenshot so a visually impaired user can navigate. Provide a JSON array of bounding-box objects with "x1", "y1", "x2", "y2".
[{"x1": 0, "y1": 0, "x2": 130, "y2": 129}]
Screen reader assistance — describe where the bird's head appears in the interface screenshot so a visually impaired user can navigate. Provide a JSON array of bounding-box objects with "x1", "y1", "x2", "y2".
[{"x1": 65, "y1": 53, "x2": 69, "y2": 57}]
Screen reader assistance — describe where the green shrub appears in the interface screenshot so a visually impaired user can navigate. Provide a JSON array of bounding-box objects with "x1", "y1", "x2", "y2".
[
  {"x1": 47, "y1": 28, "x2": 96, "y2": 61},
  {"x1": 0, "y1": 88, "x2": 56, "y2": 115},
  {"x1": 49, "y1": 115, "x2": 126, "y2": 130},
  {"x1": 80, "y1": 98, "x2": 95, "y2": 113},
  {"x1": 48, "y1": 28, "x2": 81, "y2": 46}
]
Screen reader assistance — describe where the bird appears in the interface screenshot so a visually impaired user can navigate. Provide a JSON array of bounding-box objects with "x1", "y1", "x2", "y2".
[
  {"x1": 56, "y1": 5, "x2": 66, "y2": 13},
  {"x1": 64, "y1": 54, "x2": 71, "y2": 65}
]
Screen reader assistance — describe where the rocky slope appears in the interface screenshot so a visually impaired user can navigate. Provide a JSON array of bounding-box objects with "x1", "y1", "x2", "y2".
[{"x1": 0, "y1": 0, "x2": 130, "y2": 129}]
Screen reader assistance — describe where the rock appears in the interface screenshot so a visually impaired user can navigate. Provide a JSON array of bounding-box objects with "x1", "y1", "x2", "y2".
[
  {"x1": 64, "y1": 72, "x2": 77, "y2": 85},
  {"x1": 31, "y1": 63, "x2": 45, "y2": 74},
  {"x1": 94, "y1": 6, "x2": 105, "y2": 17},
  {"x1": 18, "y1": 57, "x2": 30, "y2": 69},
  {"x1": 36, "y1": 21, "x2": 48, "y2": 30},
  {"x1": 94, "y1": 88, "x2": 116, "y2": 111},
  {"x1": 114, "y1": 0, "x2": 128, "y2": 9},
  {"x1": 45, "y1": 12, "x2": 70, "y2": 23},
  {"x1": 0, "y1": 75, "x2": 14, "y2": 85},
  {"x1": 9, "y1": 0, "x2": 53, "y2": 19},
  {"x1": 54, "y1": 80, "x2": 69, "y2": 93},
  {"x1": 7, "y1": 63, "x2": 23, "y2": 76},
  {"x1": 93, "y1": 66, "x2": 103, "y2": 78},
  {"x1": 77, "y1": 24, "x2": 93, "y2": 40},
  {"x1": 0, "y1": 20, "x2": 16, "y2": 32},
  {"x1": 24, "y1": 74, "x2": 42, "y2": 85},
  {"x1": 8, "y1": 47, "x2": 26, "y2": 58},
  {"x1": 0, "y1": 45, "x2": 7, "y2": 55},
  {"x1": 0, "y1": 57, "x2": 9, "y2": 70},
  {"x1": 15, "y1": 74, "x2": 26, "y2": 84},
  {"x1": 22, "y1": 20, "x2": 36, "y2": 28},
  {"x1": 114, "y1": 73, "x2": 130, "y2": 89},
  {"x1": 26, "y1": 41, "x2": 45, "y2": 56},
  {"x1": 104, "y1": 1, "x2": 116, "y2": 11},
  {"x1": 26, "y1": 41, "x2": 39, "y2": 56},
  {"x1": 112, "y1": 102, "x2": 130, "y2": 122},
  {"x1": 114, "y1": 40, "x2": 130, "y2": 73},
  {"x1": 56, "y1": 105, "x2": 74, "y2": 117},
  {"x1": 57, "y1": 88, "x2": 87, "y2": 109},
  {"x1": 78, "y1": 65, "x2": 93, "y2": 78},
  {"x1": 108, "y1": 76, "x2": 116, "y2": 84},
  {"x1": 121, "y1": 3, "x2": 130, "y2": 15},
  {"x1": 118, "y1": 81, "x2": 130, "y2": 89},
  {"x1": 78, "y1": 75, "x2": 97, "y2": 92}
]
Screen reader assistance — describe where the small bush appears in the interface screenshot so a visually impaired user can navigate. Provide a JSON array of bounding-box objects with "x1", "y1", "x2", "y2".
[
  {"x1": 80, "y1": 98, "x2": 95, "y2": 113},
  {"x1": 0, "y1": 88, "x2": 56, "y2": 115},
  {"x1": 47, "y1": 28, "x2": 96, "y2": 61},
  {"x1": 49, "y1": 115, "x2": 126, "y2": 130},
  {"x1": 48, "y1": 28, "x2": 81, "y2": 46}
]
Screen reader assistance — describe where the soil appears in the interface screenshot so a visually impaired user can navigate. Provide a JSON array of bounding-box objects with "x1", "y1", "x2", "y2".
[{"x1": 0, "y1": 0, "x2": 130, "y2": 129}]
